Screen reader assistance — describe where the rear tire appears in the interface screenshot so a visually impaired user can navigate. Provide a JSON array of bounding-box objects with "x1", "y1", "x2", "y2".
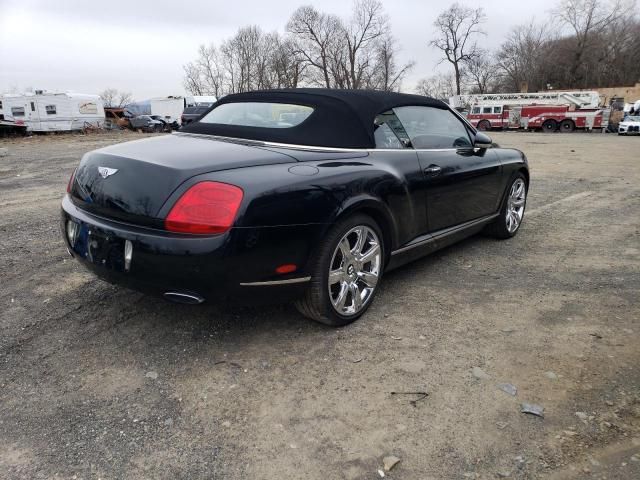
[
  {"x1": 559, "y1": 119, "x2": 575, "y2": 133},
  {"x1": 541, "y1": 119, "x2": 557, "y2": 133},
  {"x1": 295, "y1": 214, "x2": 384, "y2": 327},
  {"x1": 484, "y1": 173, "x2": 527, "y2": 239}
]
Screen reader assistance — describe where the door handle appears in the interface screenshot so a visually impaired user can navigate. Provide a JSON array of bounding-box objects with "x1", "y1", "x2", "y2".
[{"x1": 424, "y1": 165, "x2": 442, "y2": 176}]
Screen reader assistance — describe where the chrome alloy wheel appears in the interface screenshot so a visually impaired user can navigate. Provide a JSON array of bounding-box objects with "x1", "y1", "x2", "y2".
[
  {"x1": 506, "y1": 178, "x2": 526, "y2": 234},
  {"x1": 328, "y1": 225, "x2": 382, "y2": 316}
]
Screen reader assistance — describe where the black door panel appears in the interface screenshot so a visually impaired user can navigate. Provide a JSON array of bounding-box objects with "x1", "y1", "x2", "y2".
[{"x1": 417, "y1": 148, "x2": 502, "y2": 232}]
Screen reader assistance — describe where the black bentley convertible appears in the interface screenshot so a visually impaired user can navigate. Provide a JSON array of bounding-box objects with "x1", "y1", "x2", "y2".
[{"x1": 61, "y1": 89, "x2": 528, "y2": 326}]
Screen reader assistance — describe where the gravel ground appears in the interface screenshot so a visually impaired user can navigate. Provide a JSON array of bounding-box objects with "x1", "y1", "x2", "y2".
[{"x1": 0, "y1": 130, "x2": 639, "y2": 480}]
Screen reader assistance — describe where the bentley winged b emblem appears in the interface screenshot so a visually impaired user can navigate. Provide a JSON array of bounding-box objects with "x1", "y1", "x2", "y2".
[{"x1": 98, "y1": 167, "x2": 118, "y2": 179}]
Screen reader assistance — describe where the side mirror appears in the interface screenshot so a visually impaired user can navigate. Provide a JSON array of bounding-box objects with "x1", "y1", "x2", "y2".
[{"x1": 474, "y1": 132, "x2": 493, "y2": 149}]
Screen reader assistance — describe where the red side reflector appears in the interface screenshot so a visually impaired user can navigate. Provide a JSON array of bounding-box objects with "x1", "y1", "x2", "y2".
[
  {"x1": 275, "y1": 264, "x2": 297, "y2": 274},
  {"x1": 165, "y1": 181, "x2": 243, "y2": 234}
]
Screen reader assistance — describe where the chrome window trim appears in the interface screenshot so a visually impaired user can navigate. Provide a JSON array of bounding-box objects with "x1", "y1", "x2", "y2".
[{"x1": 174, "y1": 132, "x2": 472, "y2": 154}]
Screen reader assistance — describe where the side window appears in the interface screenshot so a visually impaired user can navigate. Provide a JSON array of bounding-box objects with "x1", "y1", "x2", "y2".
[
  {"x1": 482, "y1": 106, "x2": 492, "y2": 114},
  {"x1": 30, "y1": 102, "x2": 36, "y2": 112},
  {"x1": 11, "y1": 107, "x2": 25, "y2": 117},
  {"x1": 493, "y1": 106, "x2": 502, "y2": 114},
  {"x1": 374, "y1": 123, "x2": 402, "y2": 149},
  {"x1": 471, "y1": 106, "x2": 481, "y2": 114},
  {"x1": 393, "y1": 106, "x2": 473, "y2": 149},
  {"x1": 79, "y1": 102, "x2": 97, "y2": 114},
  {"x1": 0, "y1": 101, "x2": 3, "y2": 109},
  {"x1": 373, "y1": 110, "x2": 410, "y2": 149},
  {"x1": 45, "y1": 105, "x2": 57, "y2": 115}
]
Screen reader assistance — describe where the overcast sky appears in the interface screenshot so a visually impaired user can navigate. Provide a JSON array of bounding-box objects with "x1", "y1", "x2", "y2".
[{"x1": 0, "y1": 0, "x2": 559, "y2": 100}]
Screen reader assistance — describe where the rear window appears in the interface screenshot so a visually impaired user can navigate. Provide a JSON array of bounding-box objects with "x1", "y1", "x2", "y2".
[
  {"x1": 183, "y1": 106, "x2": 207, "y2": 114},
  {"x1": 200, "y1": 102, "x2": 314, "y2": 128}
]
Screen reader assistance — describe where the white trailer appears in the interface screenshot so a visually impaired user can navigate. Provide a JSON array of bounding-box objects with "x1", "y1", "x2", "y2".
[
  {"x1": 125, "y1": 96, "x2": 185, "y2": 124},
  {"x1": 184, "y1": 95, "x2": 217, "y2": 107},
  {"x1": 150, "y1": 97, "x2": 184, "y2": 123},
  {"x1": 0, "y1": 91, "x2": 105, "y2": 132}
]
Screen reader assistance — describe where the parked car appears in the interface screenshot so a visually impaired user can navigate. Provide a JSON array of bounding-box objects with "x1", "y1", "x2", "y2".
[
  {"x1": 180, "y1": 105, "x2": 211, "y2": 125},
  {"x1": 61, "y1": 89, "x2": 529, "y2": 326},
  {"x1": 150, "y1": 115, "x2": 179, "y2": 132},
  {"x1": 129, "y1": 115, "x2": 164, "y2": 132},
  {"x1": 104, "y1": 108, "x2": 131, "y2": 130},
  {"x1": 618, "y1": 115, "x2": 640, "y2": 135}
]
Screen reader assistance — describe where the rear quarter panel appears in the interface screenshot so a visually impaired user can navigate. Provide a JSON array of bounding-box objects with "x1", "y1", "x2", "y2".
[{"x1": 158, "y1": 150, "x2": 426, "y2": 255}]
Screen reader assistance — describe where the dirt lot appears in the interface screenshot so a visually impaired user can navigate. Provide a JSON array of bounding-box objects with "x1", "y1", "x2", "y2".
[{"x1": 0, "y1": 130, "x2": 638, "y2": 480}]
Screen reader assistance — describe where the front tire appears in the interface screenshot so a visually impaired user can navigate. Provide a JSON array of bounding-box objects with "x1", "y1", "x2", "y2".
[
  {"x1": 477, "y1": 120, "x2": 491, "y2": 131},
  {"x1": 295, "y1": 214, "x2": 384, "y2": 326},
  {"x1": 484, "y1": 173, "x2": 527, "y2": 239}
]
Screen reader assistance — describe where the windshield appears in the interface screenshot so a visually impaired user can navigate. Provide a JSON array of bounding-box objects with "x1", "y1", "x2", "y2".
[
  {"x1": 200, "y1": 102, "x2": 314, "y2": 128},
  {"x1": 625, "y1": 116, "x2": 640, "y2": 122}
]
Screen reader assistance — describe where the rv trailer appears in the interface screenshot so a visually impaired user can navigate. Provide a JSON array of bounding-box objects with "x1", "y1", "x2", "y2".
[{"x1": 0, "y1": 91, "x2": 104, "y2": 132}]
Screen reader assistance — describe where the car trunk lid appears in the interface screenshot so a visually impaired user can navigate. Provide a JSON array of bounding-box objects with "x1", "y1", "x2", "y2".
[{"x1": 70, "y1": 134, "x2": 295, "y2": 226}]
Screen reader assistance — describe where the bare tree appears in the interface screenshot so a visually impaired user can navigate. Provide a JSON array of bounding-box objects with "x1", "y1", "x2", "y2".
[
  {"x1": 370, "y1": 34, "x2": 414, "y2": 91},
  {"x1": 269, "y1": 36, "x2": 308, "y2": 88},
  {"x1": 183, "y1": 62, "x2": 205, "y2": 96},
  {"x1": 463, "y1": 50, "x2": 498, "y2": 93},
  {"x1": 341, "y1": 0, "x2": 387, "y2": 89},
  {"x1": 183, "y1": 29, "x2": 305, "y2": 96},
  {"x1": 219, "y1": 26, "x2": 264, "y2": 93},
  {"x1": 100, "y1": 88, "x2": 133, "y2": 108},
  {"x1": 183, "y1": 44, "x2": 226, "y2": 97},
  {"x1": 596, "y1": 13, "x2": 640, "y2": 87},
  {"x1": 287, "y1": 6, "x2": 343, "y2": 87},
  {"x1": 196, "y1": 44, "x2": 226, "y2": 97},
  {"x1": 184, "y1": 1, "x2": 413, "y2": 95},
  {"x1": 495, "y1": 22, "x2": 551, "y2": 92},
  {"x1": 287, "y1": 0, "x2": 411, "y2": 90},
  {"x1": 415, "y1": 73, "x2": 457, "y2": 101},
  {"x1": 430, "y1": 3, "x2": 486, "y2": 95},
  {"x1": 554, "y1": 0, "x2": 624, "y2": 87}
]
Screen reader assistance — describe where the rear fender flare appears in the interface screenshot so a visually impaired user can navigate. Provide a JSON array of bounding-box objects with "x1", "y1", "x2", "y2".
[{"x1": 325, "y1": 195, "x2": 399, "y2": 266}]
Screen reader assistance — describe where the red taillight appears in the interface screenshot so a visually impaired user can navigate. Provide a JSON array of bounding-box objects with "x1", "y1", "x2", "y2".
[
  {"x1": 165, "y1": 181, "x2": 243, "y2": 234},
  {"x1": 67, "y1": 168, "x2": 76, "y2": 193}
]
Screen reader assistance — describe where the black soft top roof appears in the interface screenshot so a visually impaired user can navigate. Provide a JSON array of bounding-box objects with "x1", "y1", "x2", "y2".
[{"x1": 179, "y1": 88, "x2": 449, "y2": 149}]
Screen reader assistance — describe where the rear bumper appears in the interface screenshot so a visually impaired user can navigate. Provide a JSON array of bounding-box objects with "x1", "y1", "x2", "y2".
[{"x1": 61, "y1": 195, "x2": 325, "y2": 304}]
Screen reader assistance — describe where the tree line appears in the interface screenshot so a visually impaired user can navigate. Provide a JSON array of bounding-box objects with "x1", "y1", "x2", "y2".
[
  {"x1": 184, "y1": 0, "x2": 412, "y2": 97},
  {"x1": 184, "y1": 0, "x2": 640, "y2": 101}
]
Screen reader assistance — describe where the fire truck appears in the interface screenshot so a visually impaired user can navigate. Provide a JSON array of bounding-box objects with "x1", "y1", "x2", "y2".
[{"x1": 450, "y1": 91, "x2": 610, "y2": 133}]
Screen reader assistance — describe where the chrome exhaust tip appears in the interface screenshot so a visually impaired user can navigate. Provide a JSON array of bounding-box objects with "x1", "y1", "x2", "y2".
[{"x1": 163, "y1": 291, "x2": 205, "y2": 305}]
